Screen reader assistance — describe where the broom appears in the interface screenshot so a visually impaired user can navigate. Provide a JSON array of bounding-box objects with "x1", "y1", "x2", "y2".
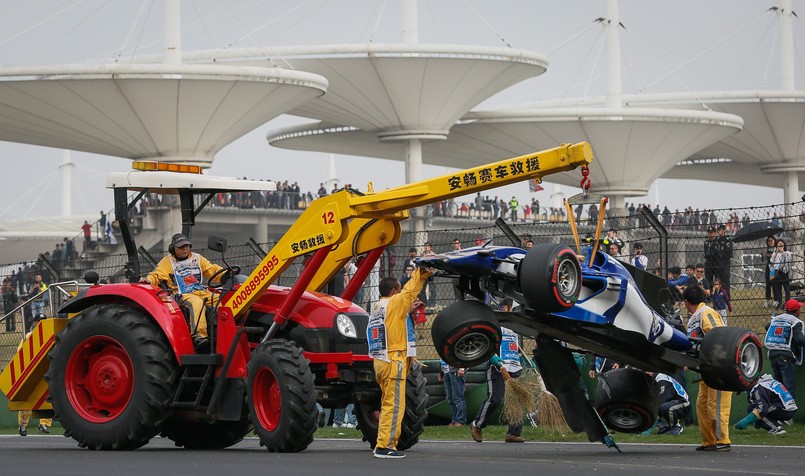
[
  {"x1": 501, "y1": 367, "x2": 538, "y2": 425},
  {"x1": 531, "y1": 370, "x2": 570, "y2": 432},
  {"x1": 501, "y1": 355, "x2": 570, "y2": 432}
]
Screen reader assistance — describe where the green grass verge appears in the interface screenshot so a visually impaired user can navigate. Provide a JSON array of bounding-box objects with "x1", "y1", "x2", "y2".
[
  {"x1": 4, "y1": 423, "x2": 802, "y2": 447},
  {"x1": 316, "y1": 423, "x2": 804, "y2": 446}
]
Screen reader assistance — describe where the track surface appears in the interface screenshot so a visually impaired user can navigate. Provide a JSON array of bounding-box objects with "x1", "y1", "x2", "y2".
[{"x1": 1, "y1": 435, "x2": 800, "y2": 476}]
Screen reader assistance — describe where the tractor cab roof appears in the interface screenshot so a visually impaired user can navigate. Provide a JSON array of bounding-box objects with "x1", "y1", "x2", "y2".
[
  {"x1": 105, "y1": 161, "x2": 277, "y2": 282},
  {"x1": 106, "y1": 160, "x2": 276, "y2": 195}
]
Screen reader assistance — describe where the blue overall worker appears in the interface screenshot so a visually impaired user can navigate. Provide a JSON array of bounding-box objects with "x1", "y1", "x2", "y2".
[
  {"x1": 653, "y1": 372, "x2": 689, "y2": 435},
  {"x1": 470, "y1": 298, "x2": 525, "y2": 444},
  {"x1": 734, "y1": 374, "x2": 797, "y2": 435},
  {"x1": 367, "y1": 267, "x2": 432, "y2": 459},
  {"x1": 764, "y1": 298, "x2": 805, "y2": 399},
  {"x1": 684, "y1": 285, "x2": 732, "y2": 452}
]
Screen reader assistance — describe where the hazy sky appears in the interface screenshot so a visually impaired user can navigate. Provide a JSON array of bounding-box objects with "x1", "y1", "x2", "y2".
[{"x1": 0, "y1": 0, "x2": 800, "y2": 222}]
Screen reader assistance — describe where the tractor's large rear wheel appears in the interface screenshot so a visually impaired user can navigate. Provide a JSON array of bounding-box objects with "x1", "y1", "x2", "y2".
[
  {"x1": 247, "y1": 340, "x2": 317, "y2": 452},
  {"x1": 355, "y1": 362, "x2": 428, "y2": 450},
  {"x1": 45, "y1": 304, "x2": 178, "y2": 450}
]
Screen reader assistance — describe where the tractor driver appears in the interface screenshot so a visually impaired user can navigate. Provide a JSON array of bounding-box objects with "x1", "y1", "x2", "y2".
[{"x1": 146, "y1": 233, "x2": 223, "y2": 350}]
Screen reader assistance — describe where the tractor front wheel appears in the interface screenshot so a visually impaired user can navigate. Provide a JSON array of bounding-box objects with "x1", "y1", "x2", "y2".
[
  {"x1": 247, "y1": 340, "x2": 317, "y2": 452},
  {"x1": 45, "y1": 304, "x2": 178, "y2": 450}
]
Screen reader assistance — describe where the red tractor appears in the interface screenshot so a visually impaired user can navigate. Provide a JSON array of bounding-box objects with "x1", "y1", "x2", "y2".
[{"x1": 2, "y1": 143, "x2": 593, "y2": 451}]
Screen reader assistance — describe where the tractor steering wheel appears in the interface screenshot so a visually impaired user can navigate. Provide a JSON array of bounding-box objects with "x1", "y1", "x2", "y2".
[{"x1": 207, "y1": 265, "x2": 241, "y2": 289}]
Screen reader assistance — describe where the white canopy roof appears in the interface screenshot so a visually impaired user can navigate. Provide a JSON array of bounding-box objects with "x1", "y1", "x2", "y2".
[
  {"x1": 179, "y1": 44, "x2": 548, "y2": 140},
  {"x1": 268, "y1": 106, "x2": 743, "y2": 199},
  {"x1": 0, "y1": 63, "x2": 328, "y2": 166}
]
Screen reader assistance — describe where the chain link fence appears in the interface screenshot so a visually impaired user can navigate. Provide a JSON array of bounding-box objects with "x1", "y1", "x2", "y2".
[{"x1": 3, "y1": 201, "x2": 804, "y2": 364}]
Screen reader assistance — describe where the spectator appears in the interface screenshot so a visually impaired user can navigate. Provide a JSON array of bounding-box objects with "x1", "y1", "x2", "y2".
[
  {"x1": 763, "y1": 235, "x2": 777, "y2": 308},
  {"x1": 458, "y1": 202, "x2": 469, "y2": 217},
  {"x1": 606, "y1": 228, "x2": 624, "y2": 250},
  {"x1": 344, "y1": 258, "x2": 365, "y2": 306},
  {"x1": 710, "y1": 278, "x2": 731, "y2": 323},
  {"x1": 630, "y1": 242, "x2": 648, "y2": 270},
  {"x1": 667, "y1": 266, "x2": 687, "y2": 302},
  {"x1": 508, "y1": 196, "x2": 519, "y2": 222},
  {"x1": 470, "y1": 298, "x2": 526, "y2": 444},
  {"x1": 451, "y1": 238, "x2": 461, "y2": 251},
  {"x1": 524, "y1": 239, "x2": 534, "y2": 250},
  {"x1": 734, "y1": 374, "x2": 797, "y2": 436},
  {"x1": 421, "y1": 243, "x2": 436, "y2": 305},
  {"x1": 316, "y1": 403, "x2": 329, "y2": 428},
  {"x1": 81, "y1": 220, "x2": 92, "y2": 252},
  {"x1": 105, "y1": 220, "x2": 117, "y2": 245},
  {"x1": 713, "y1": 223, "x2": 733, "y2": 291},
  {"x1": 474, "y1": 193, "x2": 484, "y2": 219},
  {"x1": 439, "y1": 359, "x2": 467, "y2": 427},
  {"x1": 607, "y1": 242, "x2": 622, "y2": 260},
  {"x1": 332, "y1": 404, "x2": 357, "y2": 429},
  {"x1": 764, "y1": 298, "x2": 805, "y2": 399},
  {"x1": 770, "y1": 239, "x2": 793, "y2": 310},
  {"x1": 686, "y1": 264, "x2": 712, "y2": 301},
  {"x1": 327, "y1": 266, "x2": 346, "y2": 297},
  {"x1": 27, "y1": 274, "x2": 49, "y2": 331},
  {"x1": 51, "y1": 243, "x2": 62, "y2": 272},
  {"x1": 684, "y1": 285, "x2": 732, "y2": 452},
  {"x1": 422, "y1": 242, "x2": 436, "y2": 258},
  {"x1": 99, "y1": 210, "x2": 107, "y2": 238},
  {"x1": 400, "y1": 264, "x2": 415, "y2": 287},
  {"x1": 587, "y1": 204, "x2": 598, "y2": 225},
  {"x1": 499, "y1": 198, "x2": 508, "y2": 221},
  {"x1": 63, "y1": 237, "x2": 75, "y2": 267},
  {"x1": 402, "y1": 247, "x2": 418, "y2": 270},
  {"x1": 2, "y1": 277, "x2": 19, "y2": 332},
  {"x1": 703, "y1": 226, "x2": 718, "y2": 283}
]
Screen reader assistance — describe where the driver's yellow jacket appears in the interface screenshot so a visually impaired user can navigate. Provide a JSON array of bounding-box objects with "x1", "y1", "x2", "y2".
[
  {"x1": 146, "y1": 252, "x2": 222, "y2": 292},
  {"x1": 147, "y1": 252, "x2": 222, "y2": 338}
]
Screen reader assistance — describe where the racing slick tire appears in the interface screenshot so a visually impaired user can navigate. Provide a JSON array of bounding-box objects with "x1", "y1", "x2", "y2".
[
  {"x1": 161, "y1": 408, "x2": 252, "y2": 449},
  {"x1": 594, "y1": 368, "x2": 659, "y2": 433},
  {"x1": 432, "y1": 300, "x2": 501, "y2": 368},
  {"x1": 519, "y1": 243, "x2": 581, "y2": 313},
  {"x1": 247, "y1": 339, "x2": 317, "y2": 452},
  {"x1": 45, "y1": 304, "x2": 179, "y2": 450},
  {"x1": 699, "y1": 327, "x2": 762, "y2": 391},
  {"x1": 355, "y1": 362, "x2": 428, "y2": 450}
]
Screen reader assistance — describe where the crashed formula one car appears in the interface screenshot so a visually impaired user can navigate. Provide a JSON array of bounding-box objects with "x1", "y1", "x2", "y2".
[{"x1": 422, "y1": 221, "x2": 762, "y2": 449}]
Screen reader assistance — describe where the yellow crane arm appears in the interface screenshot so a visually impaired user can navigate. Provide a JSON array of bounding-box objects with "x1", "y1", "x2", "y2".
[{"x1": 227, "y1": 142, "x2": 594, "y2": 316}]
